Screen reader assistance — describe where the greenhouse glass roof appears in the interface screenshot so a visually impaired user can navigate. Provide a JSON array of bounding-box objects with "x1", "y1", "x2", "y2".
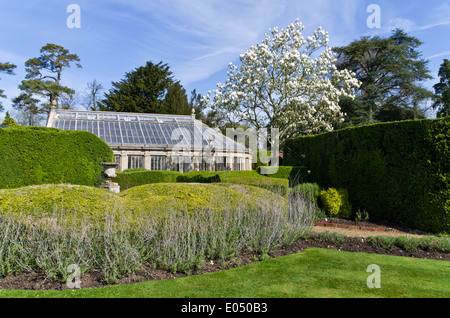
[{"x1": 47, "y1": 109, "x2": 248, "y2": 152}]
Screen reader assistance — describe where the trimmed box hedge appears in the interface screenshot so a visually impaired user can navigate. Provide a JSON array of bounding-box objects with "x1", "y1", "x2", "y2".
[
  {"x1": 0, "y1": 126, "x2": 113, "y2": 189},
  {"x1": 283, "y1": 117, "x2": 450, "y2": 234},
  {"x1": 114, "y1": 170, "x2": 181, "y2": 190},
  {"x1": 113, "y1": 170, "x2": 289, "y2": 196},
  {"x1": 176, "y1": 170, "x2": 289, "y2": 197}
]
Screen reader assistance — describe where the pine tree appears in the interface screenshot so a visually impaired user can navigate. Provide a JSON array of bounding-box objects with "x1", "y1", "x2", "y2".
[
  {"x1": 333, "y1": 29, "x2": 433, "y2": 126},
  {"x1": 19, "y1": 43, "x2": 81, "y2": 111}
]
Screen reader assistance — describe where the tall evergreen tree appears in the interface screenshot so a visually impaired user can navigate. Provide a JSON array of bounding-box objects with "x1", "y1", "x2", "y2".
[
  {"x1": 11, "y1": 92, "x2": 43, "y2": 126},
  {"x1": 162, "y1": 82, "x2": 190, "y2": 115},
  {"x1": 19, "y1": 43, "x2": 81, "y2": 110},
  {"x1": 99, "y1": 61, "x2": 174, "y2": 113},
  {"x1": 333, "y1": 29, "x2": 433, "y2": 126},
  {"x1": 433, "y1": 59, "x2": 450, "y2": 117}
]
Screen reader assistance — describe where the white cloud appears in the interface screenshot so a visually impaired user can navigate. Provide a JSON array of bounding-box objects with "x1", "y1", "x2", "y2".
[
  {"x1": 417, "y1": 20, "x2": 450, "y2": 31},
  {"x1": 92, "y1": 0, "x2": 368, "y2": 91},
  {"x1": 380, "y1": 17, "x2": 450, "y2": 34},
  {"x1": 427, "y1": 51, "x2": 450, "y2": 60},
  {"x1": 101, "y1": 0, "x2": 366, "y2": 85},
  {"x1": 105, "y1": 0, "x2": 287, "y2": 86},
  {"x1": 383, "y1": 18, "x2": 417, "y2": 33},
  {"x1": 374, "y1": 2, "x2": 450, "y2": 35}
]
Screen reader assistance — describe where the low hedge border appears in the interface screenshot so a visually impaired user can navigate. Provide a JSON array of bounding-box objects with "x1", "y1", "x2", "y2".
[
  {"x1": 114, "y1": 170, "x2": 181, "y2": 190},
  {"x1": 113, "y1": 170, "x2": 290, "y2": 197}
]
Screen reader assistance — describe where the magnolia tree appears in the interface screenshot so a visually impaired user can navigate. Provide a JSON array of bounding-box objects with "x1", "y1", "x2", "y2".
[{"x1": 203, "y1": 20, "x2": 361, "y2": 147}]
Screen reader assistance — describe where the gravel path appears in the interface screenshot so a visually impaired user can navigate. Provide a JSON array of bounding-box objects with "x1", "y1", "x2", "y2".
[{"x1": 311, "y1": 225, "x2": 427, "y2": 238}]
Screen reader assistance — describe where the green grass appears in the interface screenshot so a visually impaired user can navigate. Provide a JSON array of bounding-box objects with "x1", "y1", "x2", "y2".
[{"x1": 1, "y1": 248, "x2": 448, "y2": 298}]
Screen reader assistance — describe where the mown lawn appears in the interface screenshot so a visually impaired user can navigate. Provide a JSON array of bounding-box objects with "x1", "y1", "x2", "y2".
[{"x1": 1, "y1": 248, "x2": 448, "y2": 298}]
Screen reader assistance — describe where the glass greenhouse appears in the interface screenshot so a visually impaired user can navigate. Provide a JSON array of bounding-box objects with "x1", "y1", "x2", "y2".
[{"x1": 46, "y1": 108, "x2": 253, "y2": 172}]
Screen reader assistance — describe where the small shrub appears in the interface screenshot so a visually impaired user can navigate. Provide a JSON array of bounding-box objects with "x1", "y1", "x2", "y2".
[
  {"x1": 369, "y1": 236, "x2": 397, "y2": 249},
  {"x1": 313, "y1": 231, "x2": 347, "y2": 245},
  {"x1": 395, "y1": 236, "x2": 420, "y2": 252},
  {"x1": 1, "y1": 112, "x2": 18, "y2": 126},
  {"x1": 368, "y1": 236, "x2": 450, "y2": 253},
  {"x1": 355, "y1": 209, "x2": 369, "y2": 222},
  {"x1": 319, "y1": 188, "x2": 352, "y2": 219},
  {"x1": 434, "y1": 237, "x2": 450, "y2": 253}
]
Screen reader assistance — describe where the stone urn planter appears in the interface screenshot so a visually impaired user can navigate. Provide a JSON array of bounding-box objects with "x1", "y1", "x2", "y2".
[
  {"x1": 99, "y1": 162, "x2": 120, "y2": 193},
  {"x1": 102, "y1": 162, "x2": 118, "y2": 179}
]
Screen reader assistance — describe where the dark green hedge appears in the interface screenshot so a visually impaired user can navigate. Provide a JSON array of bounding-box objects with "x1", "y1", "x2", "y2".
[
  {"x1": 114, "y1": 170, "x2": 181, "y2": 190},
  {"x1": 283, "y1": 118, "x2": 450, "y2": 234},
  {"x1": 176, "y1": 171, "x2": 222, "y2": 183},
  {"x1": 0, "y1": 126, "x2": 113, "y2": 189},
  {"x1": 176, "y1": 170, "x2": 264, "y2": 182}
]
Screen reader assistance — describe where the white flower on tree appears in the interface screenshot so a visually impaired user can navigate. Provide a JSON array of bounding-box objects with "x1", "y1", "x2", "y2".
[{"x1": 203, "y1": 19, "x2": 361, "y2": 146}]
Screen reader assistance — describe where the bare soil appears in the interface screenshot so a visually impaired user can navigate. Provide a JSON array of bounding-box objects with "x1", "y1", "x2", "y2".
[
  {"x1": 312, "y1": 217, "x2": 428, "y2": 238},
  {"x1": 0, "y1": 218, "x2": 448, "y2": 291}
]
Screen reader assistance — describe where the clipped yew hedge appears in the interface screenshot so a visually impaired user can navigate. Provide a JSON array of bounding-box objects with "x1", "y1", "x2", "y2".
[
  {"x1": 114, "y1": 170, "x2": 181, "y2": 190},
  {"x1": 0, "y1": 126, "x2": 113, "y2": 189},
  {"x1": 283, "y1": 117, "x2": 450, "y2": 234}
]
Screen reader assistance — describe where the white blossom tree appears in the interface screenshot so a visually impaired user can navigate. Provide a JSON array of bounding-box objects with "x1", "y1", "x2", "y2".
[{"x1": 203, "y1": 19, "x2": 361, "y2": 146}]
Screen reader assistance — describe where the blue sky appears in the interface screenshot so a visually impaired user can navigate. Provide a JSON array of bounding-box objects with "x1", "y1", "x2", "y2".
[{"x1": 1, "y1": 0, "x2": 450, "y2": 119}]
